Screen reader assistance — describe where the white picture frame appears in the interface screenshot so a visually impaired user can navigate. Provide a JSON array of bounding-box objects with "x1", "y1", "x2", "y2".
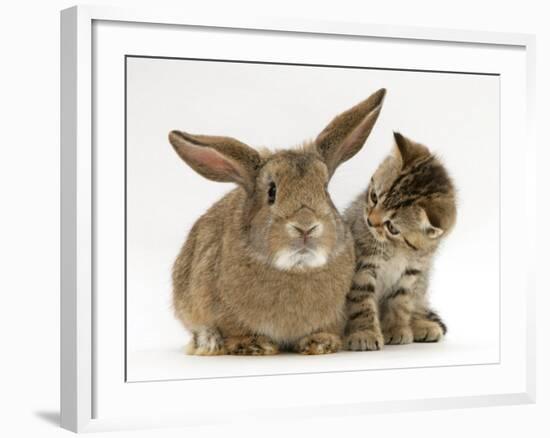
[{"x1": 60, "y1": 4, "x2": 536, "y2": 433}]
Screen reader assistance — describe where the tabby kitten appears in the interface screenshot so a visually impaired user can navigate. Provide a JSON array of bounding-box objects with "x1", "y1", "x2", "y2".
[{"x1": 343, "y1": 132, "x2": 456, "y2": 351}]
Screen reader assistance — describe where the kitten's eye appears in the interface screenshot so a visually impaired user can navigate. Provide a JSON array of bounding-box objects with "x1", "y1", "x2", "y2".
[
  {"x1": 385, "y1": 220, "x2": 400, "y2": 235},
  {"x1": 370, "y1": 189, "x2": 378, "y2": 205},
  {"x1": 268, "y1": 182, "x2": 277, "y2": 205}
]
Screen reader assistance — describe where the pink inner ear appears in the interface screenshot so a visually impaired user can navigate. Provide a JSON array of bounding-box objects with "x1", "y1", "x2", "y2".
[
  {"x1": 190, "y1": 146, "x2": 231, "y2": 171},
  {"x1": 185, "y1": 144, "x2": 242, "y2": 182}
]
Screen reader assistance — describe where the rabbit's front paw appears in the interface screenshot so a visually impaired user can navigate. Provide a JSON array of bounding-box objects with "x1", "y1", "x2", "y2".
[
  {"x1": 296, "y1": 333, "x2": 342, "y2": 355},
  {"x1": 187, "y1": 328, "x2": 226, "y2": 355},
  {"x1": 225, "y1": 335, "x2": 279, "y2": 356},
  {"x1": 344, "y1": 329, "x2": 383, "y2": 351}
]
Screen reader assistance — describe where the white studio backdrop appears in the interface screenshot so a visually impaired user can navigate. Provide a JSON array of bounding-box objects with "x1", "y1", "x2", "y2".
[{"x1": 125, "y1": 57, "x2": 499, "y2": 381}]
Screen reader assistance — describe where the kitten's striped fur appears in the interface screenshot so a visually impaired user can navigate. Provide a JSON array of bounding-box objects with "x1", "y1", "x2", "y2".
[{"x1": 343, "y1": 133, "x2": 456, "y2": 350}]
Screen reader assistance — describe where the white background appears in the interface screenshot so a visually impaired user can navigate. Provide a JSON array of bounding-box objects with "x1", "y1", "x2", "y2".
[
  {"x1": 0, "y1": 0, "x2": 547, "y2": 437},
  {"x1": 93, "y1": 17, "x2": 526, "y2": 421},
  {"x1": 126, "y1": 57, "x2": 500, "y2": 380}
]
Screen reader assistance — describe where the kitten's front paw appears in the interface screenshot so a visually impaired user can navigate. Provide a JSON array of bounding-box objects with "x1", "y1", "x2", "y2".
[
  {"x1": 344, "y1": 330, "x2": 383, "y2": 351},
  {"x1": 383, "y1": 326, "x2": 413, "y2": 345},
  {"x1": 296, "y1": 333, "x2": 342, "y2": 355},
  {"x1": 412, "y1": 320, "x2": 444, "y2": 343}
]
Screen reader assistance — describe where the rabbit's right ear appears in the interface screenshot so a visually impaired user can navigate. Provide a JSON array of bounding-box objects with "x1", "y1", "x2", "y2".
[
  {"x1": 315, "y1": 88, "x2": 386, "y2": 178},
  {"x1": 169, "y1": 131, "x2": 261, "y2": 193}
]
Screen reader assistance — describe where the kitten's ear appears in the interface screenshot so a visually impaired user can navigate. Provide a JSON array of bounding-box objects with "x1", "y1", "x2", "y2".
[
  {"x1": 419, "y1": 200, "x2": 456, "y2": 239},
  {"x1": 315, "y1": 88, "x2": 386, "y2": 177},
  {"x1": 418, "y1": 208, "x2": 444, "y2": 239},
  {"x1": 169, "y1": 130, "x2": 261, "y2": 193},
  {"x1": 425, "y1": 223, "x2": 444, "y2": 239},
  {"x1": 393, "y1": 132, "x2": 430, "y2": 168}
]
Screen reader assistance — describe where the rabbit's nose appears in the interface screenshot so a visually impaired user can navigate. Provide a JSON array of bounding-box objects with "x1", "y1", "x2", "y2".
[
  {"x1": 287, "y1": 222, "x2": 322, "y2": 242},
  {"x1": 292, "y1": 224, "x2": 319, "y2": 237}
]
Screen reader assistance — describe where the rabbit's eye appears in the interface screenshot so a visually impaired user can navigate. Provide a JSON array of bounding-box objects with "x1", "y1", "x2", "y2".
[
  {"x1": 268, "y1": 182, "x2": 277, "y2": 205},
  {"x1": 370, "y1": 189, "x2": 378, "y2": 205},
  {"x1": 385, "y1": 220, "x2": 400, "y2": 235}
]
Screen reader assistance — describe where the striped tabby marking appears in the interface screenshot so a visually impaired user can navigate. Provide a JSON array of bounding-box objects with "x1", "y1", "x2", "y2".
[
  {"x1": 344, "y1": 254, "x2": 384, "y2": 351},
  {"x1": 426, "y1": 310, "x2": 447, "y2": 335}
]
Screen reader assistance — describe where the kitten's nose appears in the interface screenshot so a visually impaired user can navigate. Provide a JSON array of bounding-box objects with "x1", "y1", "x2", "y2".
[{"x1": 367, "y1": 210, "x2": 383, "y2": 227}]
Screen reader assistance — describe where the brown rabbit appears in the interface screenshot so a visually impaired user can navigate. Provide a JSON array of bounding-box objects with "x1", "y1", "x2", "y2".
[{"x1": 169, "y1": 89, "x2": 386, "y2": 355}]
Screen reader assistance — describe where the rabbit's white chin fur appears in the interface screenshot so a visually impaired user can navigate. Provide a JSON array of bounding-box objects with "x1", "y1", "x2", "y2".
[{"x1": 273, "y1": 247, "x2": 328, "y2": 271}]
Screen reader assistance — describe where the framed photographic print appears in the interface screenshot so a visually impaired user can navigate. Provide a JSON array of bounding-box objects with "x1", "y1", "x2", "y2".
[{"x1": 60, "y1": 5, "x2": 536, "y2": 433}]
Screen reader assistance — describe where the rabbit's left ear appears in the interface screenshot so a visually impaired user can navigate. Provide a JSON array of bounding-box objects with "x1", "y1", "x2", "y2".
[
  {"x1": 315, "y1": 88, "x2": 386, "y2": 177},
  {"x1": 169, "y1": 131, "x2": 261, "y2": 193}
]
